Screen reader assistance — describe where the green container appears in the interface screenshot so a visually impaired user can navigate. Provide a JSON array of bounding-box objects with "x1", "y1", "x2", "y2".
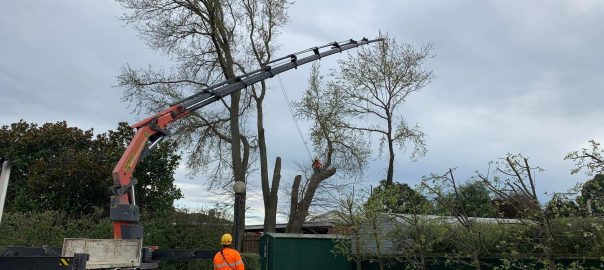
[{"x1": 260, "y1": 233, "x2": 352, "y2": 270}]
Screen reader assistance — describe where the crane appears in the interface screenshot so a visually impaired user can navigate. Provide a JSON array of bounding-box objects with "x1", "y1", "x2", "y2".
[
  {"x1": 1, "y1": 38, "x2": 383, "y2": 270},
  {"x1": 108, "y1": 37, "x2": 382, "y2": 241}
]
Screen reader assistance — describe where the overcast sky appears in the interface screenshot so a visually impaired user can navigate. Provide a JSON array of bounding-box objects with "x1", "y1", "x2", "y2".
[{"x1": 1, "y1": 0, "x2": 603, "y2": 224}]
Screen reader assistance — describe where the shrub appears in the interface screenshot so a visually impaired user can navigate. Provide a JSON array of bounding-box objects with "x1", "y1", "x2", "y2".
[{"x1": 242, "y1": 253, "x2": 260, "y2": 270}]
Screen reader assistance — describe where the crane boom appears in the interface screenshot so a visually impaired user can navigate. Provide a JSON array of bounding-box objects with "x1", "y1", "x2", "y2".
[{"x1": 109, "y1": 37, "x2": 382, "y2": 240}]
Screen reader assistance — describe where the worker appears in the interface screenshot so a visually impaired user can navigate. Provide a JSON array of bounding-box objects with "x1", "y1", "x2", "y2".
[
  {"x1": 214, "y1": 233, "x2": 244, "y2": 270},
  {"x1": 312, "y1": 157, "x2": 322, "y2": 173}
]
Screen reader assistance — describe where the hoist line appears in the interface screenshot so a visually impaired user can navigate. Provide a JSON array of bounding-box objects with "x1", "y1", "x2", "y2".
[{"x1": 276, "y1": 74, "x2": 314, "y2": 162}]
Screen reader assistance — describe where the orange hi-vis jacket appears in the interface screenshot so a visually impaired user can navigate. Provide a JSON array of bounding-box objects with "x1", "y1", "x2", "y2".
[{"x1": 214, "y1": 247, "x2": 244, "y2": 270}]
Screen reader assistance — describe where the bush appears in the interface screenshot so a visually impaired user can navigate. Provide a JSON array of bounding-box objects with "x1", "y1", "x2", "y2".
[
  {"x1": 0, "y1": 208, "x2": 231, "y2": 269},
  {"x1": 242, "y1": 253, "x2": 260, "y2": 270},
  {"x1": 389, "y1": 217, "x2": 604, "y2": 257},
  {"x1": 141, "y1": 209, "x2": 230, "y2": 249},
  {"x1": 0, "y1": 210, "x2": 112, "y2": 250}
]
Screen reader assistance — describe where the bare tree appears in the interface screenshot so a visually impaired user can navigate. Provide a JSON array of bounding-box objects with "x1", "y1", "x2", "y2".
[
  {"x1": 478, "y1": 154, "x2": 557, "y2": 270},
  {"x1": 287, "y1": 63, "x2": 369, "y2": 233},
  {"x1": 241, "y1": 0, "x2": 289, "y2": 233},
  {"x1": 333, "y1": 33, "x2": 433, "y2": 185},
  {"x1": 115, "y1": 0, "x2": 289, "y2": 247}
]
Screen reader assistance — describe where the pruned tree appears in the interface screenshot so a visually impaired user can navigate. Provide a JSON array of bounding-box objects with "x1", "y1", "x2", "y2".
[
  {"x1": 287, "y1": 63, "x2": 369, "y2": 233},
  {"x1": 478, "y1": 154, "x2": 557, "y2": 270},
  {"x1": 422, "y1": 169, "x2": 485, "y2": 270},
  {"x1": 360, "y1": 188, "x2": 391, "y2": 270},
  {"x1": 333, "y1": 189, "x2": 366, "y2": 270},
  {"x1": 115, "y1": 0, "x2": 290, "y2": 244},
  {"x1": 333, "y1": 32, "x2": 433, "y2": 185}
]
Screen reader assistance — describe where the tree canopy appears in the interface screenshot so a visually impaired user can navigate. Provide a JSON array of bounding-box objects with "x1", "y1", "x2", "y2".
[
  {"x1": 366, "y1": 180, "x2": 431, "y2": 214},
  {"x1": 0, "y1": 120, "x2": 182, "y2": 216},
  {"x1": 576, "y1": 174, "x2": 604, "y2": 215},
  {"x1": 332, "y1": 33, "x2": 433, "y2": 185}
]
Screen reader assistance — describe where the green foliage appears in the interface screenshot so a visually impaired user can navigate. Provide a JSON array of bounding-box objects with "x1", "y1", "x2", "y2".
[
  {"x1": 141, "y1": 210, "x2": 231, "y2": 270},
  {"x1": 367, "y1": 180, "x2": 433, "y2": 214},
  {"x1": 0, "y1": 120, "x2": 182, "y2": 215},
  {"x1": 492, "y1": 192, "x2": 540, "y2": 219},
  {"x1": 437, "y1": 180, "x2": 496, "y2": 218},
  {"x1": 0, "y1": 209, "x2": 231, "y2": 269},
  {"x1": 576, "y1": 174, "x2": 604, "y2": 214},
  {"x1": 550, "y1": 217, "x2": 604, "y2": 256},
  {"x1": 391, "y1": 218, "x2": 604, "y2": 257},
  {"x1": 142, "y1": 209, "x2": 229, "y2": 249},
  {"x1": 546, "y1": 193, "x2": 580, "y2": 217},
  {"x1": 242, "y1": 253, "x2": 260, "y2": 270},
  {"x1": 565, "y1": 140, "x2": 604, "y2": 176},
  {"x1": 104, "y1": 122, "x2": 183, "y2": 213},
  {"x1": 0, "y1": 210, "x2": 112, "y2": 250}
]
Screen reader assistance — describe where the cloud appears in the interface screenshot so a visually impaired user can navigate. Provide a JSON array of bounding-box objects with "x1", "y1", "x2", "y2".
[{"x1": 2, "y1": 0, "x2": 604, "y2": 226}]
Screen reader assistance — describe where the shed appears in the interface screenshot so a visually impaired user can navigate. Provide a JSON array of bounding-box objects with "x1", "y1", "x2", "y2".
[{"x1": 260, "y1": 233, "x2": 351, "y2": 270}]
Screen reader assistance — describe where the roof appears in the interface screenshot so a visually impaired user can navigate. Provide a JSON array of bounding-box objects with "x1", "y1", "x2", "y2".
[
  {"x1": 245, "y1": 221, "x2": 335, "y2": 231},
  {"x1": 392, "y1": 213, "x2": 522, "y2": 224},
  {"x1": 307, "y1": 210, "x2": 342, "y2": 223},
  {"x1": 264, "y1": 233, "x2": 343, "y2": 239}
]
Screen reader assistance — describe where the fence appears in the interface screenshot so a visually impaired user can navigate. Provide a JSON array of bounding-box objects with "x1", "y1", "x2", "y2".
[{"x1": 242, "y1": 236, "x2": 260, "y2": 254}]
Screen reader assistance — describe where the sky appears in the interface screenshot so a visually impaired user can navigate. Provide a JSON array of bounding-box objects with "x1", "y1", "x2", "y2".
[{"x1": 1, "y1": 0, "x2": 603, "y2": 224}]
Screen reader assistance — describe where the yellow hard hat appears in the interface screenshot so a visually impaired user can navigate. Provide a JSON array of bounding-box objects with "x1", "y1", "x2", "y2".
[{"x1": 221, "y1": 233, "x2": 233, "y2": 245}]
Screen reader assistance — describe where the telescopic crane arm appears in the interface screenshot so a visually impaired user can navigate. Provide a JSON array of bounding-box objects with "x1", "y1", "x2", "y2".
[{"x1": 109, "y1": 37, "x2": 383, "y2": 240}]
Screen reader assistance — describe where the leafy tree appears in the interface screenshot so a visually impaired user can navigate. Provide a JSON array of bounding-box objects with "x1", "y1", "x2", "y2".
[
  {"x1": 576, "y1": 174, "x2": 604, "y2": 215},
  {"x1": 102, "y1": 122, "x2": 183, "y2": 213},
  {"x1": 565, "y1": 140, "x2": 604, "y2": 176},
  {"x1": 366, "y1": 180, "x2": 432, "y2": 214},
  {"x1": 0, "y1": 120, "x2": 181, "y2": 215},
  {"x1": 0, "y1": 121, "x2": 109, "y2": 213},
  {"x1": 492, "y1": 192, "x2": 539, "y2": 219},
  {"x1": 433, "y1": 180, "x2": 496, "y2": 218},
  {"x1": 566, "y1": 140, "x2": 604, "y2": 216},
  {"x1": 545, "y1": 193, "x2": 579, "y2": 218},
  {"x1": 287, "y1": 63, "x2": 368, "y2": 233},
  {"x1": 332, "y1": 32, "x2": 433, "y2": 185}
]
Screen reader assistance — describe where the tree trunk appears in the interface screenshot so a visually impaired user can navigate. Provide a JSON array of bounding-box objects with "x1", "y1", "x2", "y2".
[
  {"x1": 286, "y1": 168, "x2": 336, "y2": 233},
  {"x1": 263, "y1": 157, "x2": 281, "y2": 233},
  {"x1": 415, "y1": 219, "x2": 427, "y2": 270},
  {"x1": 472, "y1": 253, "x2": 481, "y2": 270},
  {"x1": 386, "y1": 120, "x2": 395, "y2": 186},
  {"x1": 541, "y1": 221, "x2": 557, "y2": 270},
  {"x1": 234, "y1": 192, "x2": 246, "y2": 250},
  {"x1": 287, "y1": 175, "x2": 302, "y2": 233},
  {"x1": 354, "y1": 230, "x2": 362, "y2": 270},
  {"x1": 371, "y1": 220, "x2": 385, "y2": 270}
]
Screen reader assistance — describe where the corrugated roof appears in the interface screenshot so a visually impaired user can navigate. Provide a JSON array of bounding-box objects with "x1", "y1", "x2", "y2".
[{"x1": 264, "y1": 233, "x2": 344, "y2": 239}]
